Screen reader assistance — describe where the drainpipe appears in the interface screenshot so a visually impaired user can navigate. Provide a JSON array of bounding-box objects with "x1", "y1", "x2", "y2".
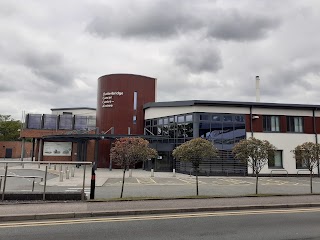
[
  {"x1": 314, "y1": 108, "x2": 319, "y2": 177},
  {"x1": 250, "y1": 106, "x2": 253, "y2": 137}
]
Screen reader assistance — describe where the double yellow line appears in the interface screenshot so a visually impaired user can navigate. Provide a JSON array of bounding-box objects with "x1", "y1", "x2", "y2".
[{"x1": 1, "y1": 207, "x2": 320, "y2": 229}]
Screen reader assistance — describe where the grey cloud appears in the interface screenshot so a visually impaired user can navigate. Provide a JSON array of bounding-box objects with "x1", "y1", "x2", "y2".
[
  {"x1": 261, "y1": 63, "x2": 320, "y2": 97},
  {"x1": 86, "y1": 1, "x2": 202, "y2": 39},
  {"x1": 21, "y1": 51, "x2": 75, "y2": 86},
  {"x1": 174, "y1": 43, "x2": 222, "y2": 73},
  {"x1": 206, "y1": 11, "x2": 280, "y2": 41},
  {"x1": 86, "y1": 2, "x2": 280, "y2": 41}
]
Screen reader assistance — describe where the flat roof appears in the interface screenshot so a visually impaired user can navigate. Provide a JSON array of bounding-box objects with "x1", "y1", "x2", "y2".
[
  {"x1": 143, "y1": 100, "x2": 320, "y2": 110},
  {"x1": 51, "y1": 107, "x2": 96, "y2": 111}
]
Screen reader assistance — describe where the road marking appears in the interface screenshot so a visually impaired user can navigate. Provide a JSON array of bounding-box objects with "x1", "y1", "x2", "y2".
[
  {"x1": 65, "y1": 188, "x2": 90, "y2": 196},
  {"x1": 1, "y1": 207, "x2": 320, "y2": 229},
  {"x1": 136, "y1": 178, "x2": 156, "y2": 184},
  {"x1": 176, "y1": 178, "x2": 206, "y2": 185}
]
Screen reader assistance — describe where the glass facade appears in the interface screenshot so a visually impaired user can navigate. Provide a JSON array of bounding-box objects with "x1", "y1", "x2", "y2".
[{"x1": 144, "y1": 112, "x2": 247, "y2": 175}]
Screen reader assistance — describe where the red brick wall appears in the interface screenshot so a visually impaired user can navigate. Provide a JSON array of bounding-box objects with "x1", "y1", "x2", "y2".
[
  {"x1": 252, "y1": 115, "x2": 263, "y2": 132},
  {"x1": 0, "y1": 141, "x2": 32, "y2": 158},
  {"x1": 96, "y1": 74, "x2": 156, "y2": 168},
  {"x1": 304, "y1": 117, "x2": 314, "y2": 134},
  {"x1": 280, "y1": 116, "x2": 287, "y2": 133}
]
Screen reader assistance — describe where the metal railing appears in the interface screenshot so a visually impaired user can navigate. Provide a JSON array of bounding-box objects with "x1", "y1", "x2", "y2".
[
  {"x1": 0, "y1": 161, "x2": 92, "y2": 201},
  {"x1": 271, "y1": 169, "x2": 288, "y2": 177},
  {"x1": 296, "y1": 169, "x2": 313, "y2": 176}
]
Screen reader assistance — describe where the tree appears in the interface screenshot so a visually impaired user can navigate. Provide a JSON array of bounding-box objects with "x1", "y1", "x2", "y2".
[
  {"x1": 0, "y1": 115, "x2": 21, "y2": 141},
  {"x1": 172, "y1": 138, "x2": 218, "y2": 196},
  {"x1": 292, "y1": 142, "x2": 320, "y2": 193},
  {"x1": 232, "y1": 137, "x2": 276, "y2": 194},
  {"x1": 110, "y1": 137, "x2": 157, "y2": 198}
]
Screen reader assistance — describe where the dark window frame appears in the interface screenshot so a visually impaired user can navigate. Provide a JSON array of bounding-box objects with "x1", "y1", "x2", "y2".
[
  {"x1": 287, "y1": 116, "x2": 304, "y2": 133},
  {"x1": 268, "y1": 150, "x2": 283, "y2": 169},
  {"x1": 263, "y1": 115, "x2": 280, "y2": 132}
]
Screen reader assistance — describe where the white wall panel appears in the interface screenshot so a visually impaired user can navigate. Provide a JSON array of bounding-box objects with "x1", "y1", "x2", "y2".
[
  {"x1": 246, "y1": 132, "x2": 317, "y2": 174},
  {"x1": 252, "y1": 108, "x2": 312, "y2": 116}
]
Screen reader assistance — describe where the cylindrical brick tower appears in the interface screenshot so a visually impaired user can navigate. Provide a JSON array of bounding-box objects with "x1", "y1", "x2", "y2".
[{"x1": 96, "y1": 73, "x2": 156, "y2": 167}]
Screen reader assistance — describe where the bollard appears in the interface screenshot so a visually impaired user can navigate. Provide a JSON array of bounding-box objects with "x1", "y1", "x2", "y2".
[
  {"x1": 48, "y1": 163, "x2": 51, "y2": 169},
  {"x1": 129, "y1": 169, "x2": 132, "y2": 177},
  {"x1": 54, "y1": 164, "x2": 56, "y2": 170},
  {"x1": 151, "y1": 168, "x2": 154, "y2": 177},
  {"x1": 90, "y1": 164, "x2": 96, "y2": 200},
  {"x1": 59, "y1": 165, "x2": 63, "y2": 172},
  {"x1": 66, "y1": 170, "x2": 70, "y2": 179},
  {"x1": 65, "y1": 166, "x2": 69, "y2": 174},
  {"x1": 71, "y1": 167, "x2": 75, "y2": 177},
  {"x1": 38, "y1": 162, "x2": 40, "y2": 169},
  {"x1": 21, "y1": 163, "x2": 24, "y2": 169},
  {"x1": 59, "y1": 171, "x2": 64, "y2": 182},
  {"x1": 173, "y1": 168, "x2": 176, "y2": 177}
]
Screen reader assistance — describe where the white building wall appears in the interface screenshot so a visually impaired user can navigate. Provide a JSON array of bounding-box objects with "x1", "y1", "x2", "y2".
[
  {"x1": 252, "y1": 108, "x2": 313, "y2": 116},
  {"x1": 51, "y1": 109, "x2": 96, "y2": 116},
  {"x1": 145, "y1": 106, "x2": 249, "y2": 119},
  {"x1": 248, "y1": 132, "x2": 318, "y2": 175}
]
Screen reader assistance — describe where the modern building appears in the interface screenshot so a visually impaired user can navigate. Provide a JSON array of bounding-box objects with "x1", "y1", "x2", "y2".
[{"x1": 20, "y1": 73, "x2": 320, "y2": 176}]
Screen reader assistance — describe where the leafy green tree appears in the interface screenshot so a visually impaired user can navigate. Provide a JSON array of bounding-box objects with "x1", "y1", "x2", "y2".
[
  {"x1": 0, "y1": 115, "x2": 21, "y2": 141},
  {"x1": 292, "y1": 142, "x2": 320, "y2": 193},
  {"x1": 233, "y1": 137, "x2": 276, "y2": 194},
  {"x1": 172, "y1": 138, "x2": 218, "y2": 196},
  {"x1": 110, "y1": 137, "x2": 157, "y2": 198}
]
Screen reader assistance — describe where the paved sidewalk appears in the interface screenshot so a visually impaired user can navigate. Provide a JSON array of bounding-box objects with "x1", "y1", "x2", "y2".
[
  {"x1": 5, "y1": 162, "x2": 190, "y2": 187},
  {"x1": 1, "y1": 195, "x2": 320, "y2": 222}
]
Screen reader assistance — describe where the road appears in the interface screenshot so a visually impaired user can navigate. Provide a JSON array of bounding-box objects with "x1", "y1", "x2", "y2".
[{"x1": 0, "y1": 208, "x2": 320, "y2": 239}]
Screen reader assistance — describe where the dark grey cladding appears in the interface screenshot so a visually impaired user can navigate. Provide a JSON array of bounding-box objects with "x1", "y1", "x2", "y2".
[{"x1": 144, "y1": 100, "x2": 320, "y2": 110}]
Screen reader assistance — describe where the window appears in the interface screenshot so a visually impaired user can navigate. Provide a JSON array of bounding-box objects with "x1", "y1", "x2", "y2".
[
  {"x1": 287, "y1": 116, "x2": 303, "y2": 132},
  {"x1": 177, "y1": 115, "x2": 185, "y2": 123},
  {"x1": 200, "y1": 114, "x2": 209, "y2": 121},
  {"x1": 295, "y1": 151, "x2": 308, "y2": 169},
  {"x1": 268, "y1": 150, "x2": 283, "y2": 168},
  {"x1": 133, "y1": 116, "x2": 137, "y2": 124},
  {"x1": 234, "y1": 115, "x2": 245, "y2": 122},
  {"x1": 263, "y1": 116, "x2": 280, "y2": 132},
  {"x1": 185, "y1": 114, "x2": 193, "y2": 122},
  {"x1": 212, "y1": 115, "x2": 221, "y2": 121},
  {"x1": 133, "y1": 91, "x2": 137, "y2": 110},
  {"x1": 223, "y1": 115, "x2": 233, "y2": 122}
]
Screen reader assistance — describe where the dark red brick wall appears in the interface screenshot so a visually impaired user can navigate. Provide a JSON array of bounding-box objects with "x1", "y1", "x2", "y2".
[
  {"x1": 252, "y1": 115, "x2": 263, "y2": 132},
  {"x1": 280, "y1": 116, "x2": 287, "y2": 133},
  {"x1": 0, "y1": 141, "x2": 32, "y2": 158},
  {"x1": 96, "y1": 74, "x2": 156, "y2": 168},
  {"x1": 304, "y1": 117, "x2": 314, "y2": 134}
]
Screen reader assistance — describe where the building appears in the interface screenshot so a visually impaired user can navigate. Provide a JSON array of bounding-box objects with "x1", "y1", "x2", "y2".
[{"x1": 20, "y1": 74, "x2": 320, "y2": 176}]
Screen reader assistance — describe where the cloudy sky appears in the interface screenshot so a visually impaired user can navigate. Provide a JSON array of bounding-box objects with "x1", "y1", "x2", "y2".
[{"x1": 1, "y1": 0, "x2": 320, "y2": 120}]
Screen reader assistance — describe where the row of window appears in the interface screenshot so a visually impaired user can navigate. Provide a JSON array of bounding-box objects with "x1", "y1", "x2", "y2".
[
  {"x1": 263, "y1": 116, "x2": 304, "y2": 133},
  {"x1": 268, "y1": 150, "x2": 311, "y2": 169},
  {"x1": 145, "y1": 114, "x2": 193, "y2": 127}
]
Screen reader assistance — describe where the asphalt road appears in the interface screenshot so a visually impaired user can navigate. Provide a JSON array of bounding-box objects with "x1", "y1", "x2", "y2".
[{"x1": 1, "y1": 208, "x2": 320, "y2": 239}]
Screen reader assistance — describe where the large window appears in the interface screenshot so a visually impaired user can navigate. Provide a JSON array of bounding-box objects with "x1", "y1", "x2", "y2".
[
  {"x1": 287, "y1": 116, "x2": 303, "y2": 132},
  {"x1": 268, "y1": 150, "x2": 283, "y2": 168},
  {"x1": 263, "y1": 116, "x2": 280, "y2": 132}
]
